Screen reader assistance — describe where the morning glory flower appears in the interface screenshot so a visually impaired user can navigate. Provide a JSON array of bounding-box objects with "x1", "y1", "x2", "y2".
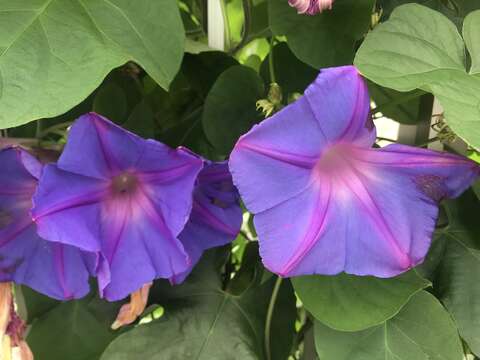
[
  {"x1": 229, "y1": 66, "x2": 480, "y2": 278},
  {"x1": 288, "y1": 0, "x2": 334, "y2": 15},
  {"x1": 0, "y1": 147, "x2": 90, "y2": 300},
  {"x1": 32, "y1": 113, "x2": 203, "y2": 301},
  {"x1": 171, "y1": 161, "x2": 243, "y2": 284},
  {"x1": 112, "y1": 162, "x2": 242, "y2": 330}
]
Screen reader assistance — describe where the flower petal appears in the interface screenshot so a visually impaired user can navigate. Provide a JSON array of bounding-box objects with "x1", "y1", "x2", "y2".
[
  {"x1": 304, "y1": 66, "x2": 375, "y2": 147},
  {"x1": 256, "y1": 144, "x2": 479, "y2": 278},
  {"x1": 136, "y1": 142, "x2": 204, "y2": 236},
  {"x1": 32, "y1": 164, "x2": 107, "y2": 253},
  {"x1": 33, "y1": 115, "x2": 204, "y2": 301},
  {"x1": 0, "y1": 225, "x2": 91, "y2": 300},
  {"x1": 98, "y1": 187, "x2": 190, "y2": 301},
  {"x1": 229, "y1": 94, "x2": 324, "y2": 213},
  {"x1": 351, "y1": 144, "x2": 480, "y2": 199},
  {"x1": 0, "y1": 148, "x2": 91, "y2": 299},
  {"x1": 229, "y1": 66, "x2": 373, "y2": 213},
  {"x1": 172, "y1": 162, "x2": 242, "y2": 283},
  {"x1": 58, "y1": 113, "x2": 144, "y2": 179}
]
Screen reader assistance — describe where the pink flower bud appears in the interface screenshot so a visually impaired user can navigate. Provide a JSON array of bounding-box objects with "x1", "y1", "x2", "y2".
[{"x1": 288, "y1": 0, "x2": 334, "y2": 15}]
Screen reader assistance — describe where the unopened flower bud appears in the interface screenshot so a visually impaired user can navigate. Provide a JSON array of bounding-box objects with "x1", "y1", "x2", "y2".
[
  {"x1": 288, "y1": 0, "x2": 334, "y2": 15},
  {"x1": 257, "y1": 83, "x2": 284, "y2": 118},
  {"x1": 268, "y1": 83, "x2": 283, "y2": 106}
]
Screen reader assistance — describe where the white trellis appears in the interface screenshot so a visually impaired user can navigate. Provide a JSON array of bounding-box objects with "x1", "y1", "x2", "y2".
[{"x1": 208, "y1": 0, "x2": 226, "y2": 51}]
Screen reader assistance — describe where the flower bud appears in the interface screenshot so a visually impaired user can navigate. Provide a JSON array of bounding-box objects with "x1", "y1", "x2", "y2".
[
  {"x1": 288, "y1": 0, "x2": 334, "y2": 15},
  {"x1": 268, "y1": 83, "x2": 283, "y2": 106}
]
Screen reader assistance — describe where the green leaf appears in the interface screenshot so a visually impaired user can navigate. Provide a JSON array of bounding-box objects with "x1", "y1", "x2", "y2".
[
  {"x1": 434, "y1": 190, "x2": 480, "y2": 356},
  {"x1": 260, "y1": 42, "x2": 317, "y2": 96},
  {"x1": 314, "y1": 291, "x2": 464, "y2": 360},
  {"x1": 428, "y1": 73, "x2": 480, "y2": 148},
  {"x1": 250, "y1": 0, "x2": 270, "y2": 39},
  {"x1": 377, "y1": 0, "x2": 480, "y2": 28},
  {"x1": 473, "y1": 180, "x2": 480, "y2": 199},
  {"x1": 123, "y1": 100, "x2": 155, "y2": 138},
  {"x1": 355, "y1": 4, "x2": 480, "y2": 149},
  {"x1": 183, "y1": 52, "x2": 239, "y2": 98},
  {"x1": 18, "y1": 286, "x2": 60, "y2": 323},
  {"x1": 369, "y1": 82, "x2": 423, "y2": 124},
  {"x1": 202, "y1": 65, "x2": 264, "y2": 155},
  {"x1": 27, "y1": 295, "x2": 121, "y2": 360},
  {"x1": 93, "y1": 82, "x2": 128, "y2": 123},
  {"x1": 0, "y1": 0, "x2": 184, "y2": 129},
  {"x1": 293, "y1": 270, "x2": 430, "y2": 331},
  {"x1": 101, "y1": 251, "x2": 296, "y2": 360},
  {"x1": 269, "y1": 0, "x2": 375, "y2": 69},
  {"x1": 355, "y1": 4, "x2": 465, "y2": 90},
  {"x1": 463, "y1": 10, "x2": 480, "y2": 74},
  {"x1": 185, "y1": 38, "x2": 213, "y2": 54}
]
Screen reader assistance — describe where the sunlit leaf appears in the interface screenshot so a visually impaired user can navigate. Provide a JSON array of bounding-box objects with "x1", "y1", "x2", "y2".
[
  {"x1": 0, "y1": 0, "x2": 184, "y2": 129},
  {"x1": 355, "y1": 4, "x2": 480, "y2": 149},
  {"x1": 463, "y1": 10, "x2": 480, "y2": 74}
]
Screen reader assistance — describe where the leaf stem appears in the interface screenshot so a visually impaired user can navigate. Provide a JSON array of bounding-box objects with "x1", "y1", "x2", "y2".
[
  {"x1": 417, "y1": 136, "x2": 439, "y2": 148},
  {"x1": 35, "y1": 119, "x2": 42, "y2": 139},
  {"x1": 265, "y1": 276, "x2": 283, "y2": 360}
]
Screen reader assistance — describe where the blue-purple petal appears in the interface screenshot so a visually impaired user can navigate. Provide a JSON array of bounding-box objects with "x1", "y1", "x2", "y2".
[
  {"x1": 32, "y1": 115, "x2": 204, "y2": 300},
  {"x1": 0, "y1": 148, "x2": 91, "y2": 300},
  {"x1": 172, "y1": 162, "x2": 242, "y2": 283},
  {"x1": 230, "y1": 66, "x2": 479, "y2": 278}
]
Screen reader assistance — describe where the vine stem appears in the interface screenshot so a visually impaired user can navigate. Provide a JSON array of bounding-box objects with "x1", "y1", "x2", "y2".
[
  {"x1": 37, "y1": 121, "x2": 73, "y2": 139},
  {"x1": 230, "y1": 0, "x2": 252, "y2": 54},
  {"x1": 268, "y1": 37, "x2": 276, "y2": 84},
  {"x1": 220, "y1": 0, "x2": 231, "y2": 50},
  {"x1": 265, "y1": 276, "x2": 283, "y2": 360}
]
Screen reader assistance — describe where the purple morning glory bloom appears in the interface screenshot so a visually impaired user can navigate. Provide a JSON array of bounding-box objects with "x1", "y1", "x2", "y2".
[
  {"x1": 32, "y1": 113, "x2": 203, "y2": 301},
  {"x1": 229, "y1": 66, "x2": 480, "y2": 278},
  {"x1": 0, "y1": 147, "x2": 90, "y2": 300},
  {"x1": 171, "y1": 161, "x2": 243, "y2": 284}
]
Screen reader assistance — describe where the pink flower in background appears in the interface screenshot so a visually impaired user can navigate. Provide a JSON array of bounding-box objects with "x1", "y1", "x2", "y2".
[{"x1": 288, "y1": 0, "x2": 334, "y2": 15}]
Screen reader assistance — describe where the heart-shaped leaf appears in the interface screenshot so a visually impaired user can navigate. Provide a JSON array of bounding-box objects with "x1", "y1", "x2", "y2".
[
  {"x1": 355, "y1": 3, "x2": 480, "y2": 150},
  {"x1": 293, "y1": 270, "x2": 430, "y2": 331},
  {"x1": 0, "y1": 0, "x2": 184, "y2": 129},
  {"x1": 314, "y1": 291, "x2": 464, "y2": 360}
]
